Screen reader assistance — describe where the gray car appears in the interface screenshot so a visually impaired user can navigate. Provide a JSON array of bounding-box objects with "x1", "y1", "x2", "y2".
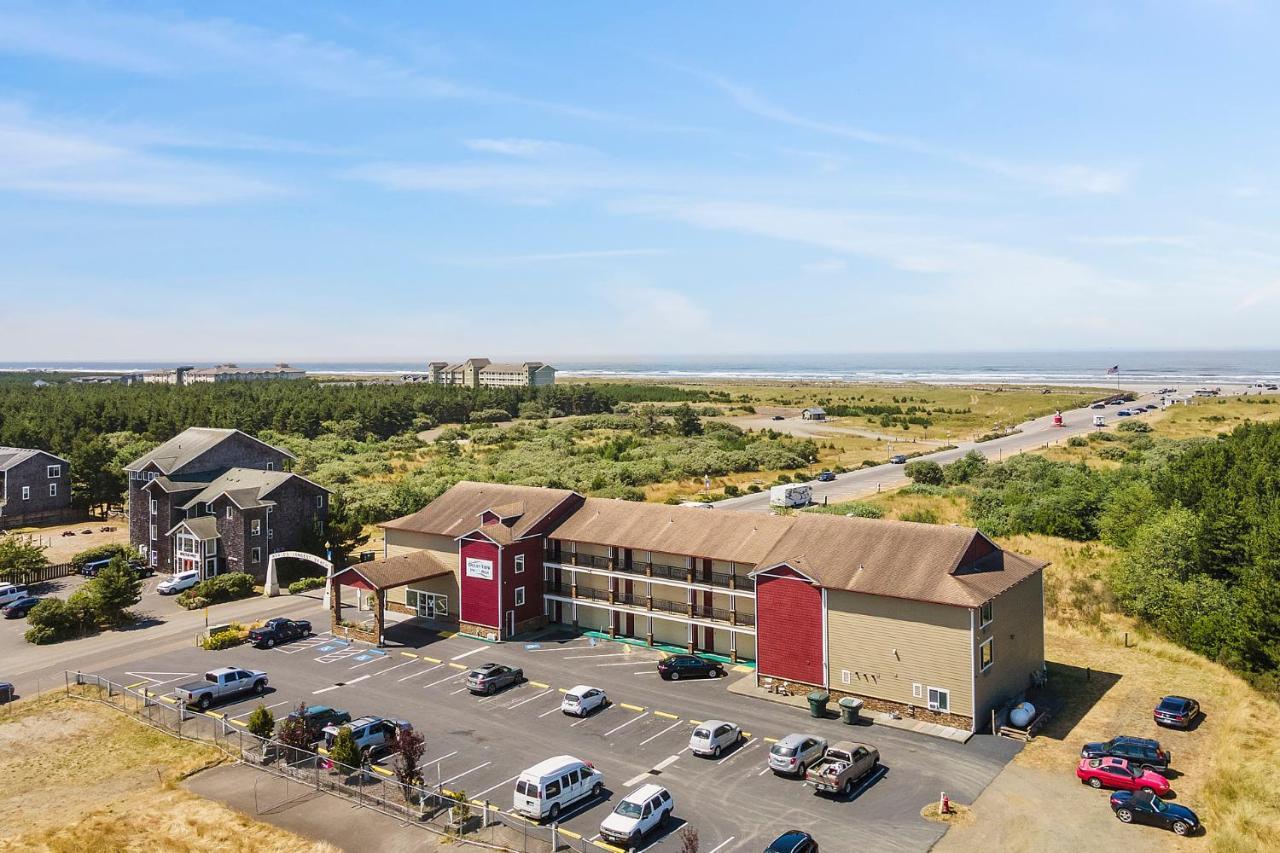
[
  {"x1": 768, "y1": 733, "x2": 828, "y2": 776},
  {"x1": 466, "y1": 663, "x2": 524, "y2": 695}
]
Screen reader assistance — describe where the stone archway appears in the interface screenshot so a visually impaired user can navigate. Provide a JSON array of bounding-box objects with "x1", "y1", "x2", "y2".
[{"x1": 263, "y1": 550, "x2": 333, "y2": 600}]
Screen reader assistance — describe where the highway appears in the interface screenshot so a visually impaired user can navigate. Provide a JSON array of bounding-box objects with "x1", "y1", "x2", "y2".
[{"x1": 714, "y1": 392, "x2": 1158, "y2": 512}]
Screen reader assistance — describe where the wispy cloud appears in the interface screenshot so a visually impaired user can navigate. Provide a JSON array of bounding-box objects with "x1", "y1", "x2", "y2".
[
  {"x1": 685, "y1": 66, "x2": 1131, "y2": 196},
  {"x1": 463, "y1": 138, "x2": 595, "y2": 159},
  {"x1": 610, "y1": 286, "x2": 711, "y2": 336},
  {"x1": 457, "y1": 248, "x2": 669, "y2": 264},
  {"x1": 801, "y1": 258, "x2": 847, "y2": 274},
  {"x1": 0, "y1": 106, "x2": 286, "y2": 205}
]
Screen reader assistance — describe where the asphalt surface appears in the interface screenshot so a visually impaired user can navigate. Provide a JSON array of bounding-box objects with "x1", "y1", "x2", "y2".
[
  {"x1": 90, "y1": 604, "x2": 1021, "y2": 852},
  {"x1": 715, "y1": 393, "x2": 1161, "y2": 512}
]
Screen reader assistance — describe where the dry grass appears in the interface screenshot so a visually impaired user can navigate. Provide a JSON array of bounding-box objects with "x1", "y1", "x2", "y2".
[
  {"x1": 1144, "y1": 396, "x2": 1280, "y2": 440},
  {"x1": 921, "y1": 801, "x2": 976, "y2": 827},
  {"x1": 0, "y1": 694, "x2": 335, "y2": 853}
]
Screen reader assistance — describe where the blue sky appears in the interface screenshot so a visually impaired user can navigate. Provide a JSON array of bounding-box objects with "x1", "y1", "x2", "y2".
[{"x1": 2, "y1": 1, "x2": 1278, "y2": 361}]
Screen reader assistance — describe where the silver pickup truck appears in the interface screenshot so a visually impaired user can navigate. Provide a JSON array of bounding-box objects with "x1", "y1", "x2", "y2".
[
  {"x1": 174, "y1": 666, "x2": 268, "y2": 710},
  {"x1": 804, "y1": 740, "x2": 879, "y2": 796}
]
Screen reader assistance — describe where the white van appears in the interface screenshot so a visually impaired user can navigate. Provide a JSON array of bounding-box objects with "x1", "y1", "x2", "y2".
[
  {"x1": 599, "y1": 784, "x2": 673, "y2": 847},
  {"x1": 513, "y1": 756, "x2": 603, "y2": 822},
  {"x1": 157, "y1": 570, "x2": 200, "y2": 595},
  {"x1": 0, "y1": 584, "x2": 29, "y2": 607},
  {"x1": 769, "y1": 483, "x2": 811, "y2": 508}
]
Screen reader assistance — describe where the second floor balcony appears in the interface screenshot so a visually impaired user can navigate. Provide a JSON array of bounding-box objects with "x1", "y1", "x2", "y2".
[
  {"x1": 545, "y1": 548, "x2": 755, "y2": 592},
  {"x1": 543, "y1": 579, "x2": 756, "y2": 628}
]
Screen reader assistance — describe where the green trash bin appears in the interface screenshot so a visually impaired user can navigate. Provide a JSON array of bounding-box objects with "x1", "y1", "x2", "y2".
[
  {"x1": 838, "y1": 696, "x2": 864, "y2": 725},
  {"x1": 807, "y1": 690, "x2": 830, "y2": 718}
]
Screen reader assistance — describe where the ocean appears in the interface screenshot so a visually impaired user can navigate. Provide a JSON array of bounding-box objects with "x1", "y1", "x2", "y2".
[{"x1": 3, "y1": 351, "x2": 1279, "y2": 387}]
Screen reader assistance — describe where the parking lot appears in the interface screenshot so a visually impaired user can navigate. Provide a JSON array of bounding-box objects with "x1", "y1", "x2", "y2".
[{"x1": 96, "y1": 611, "x2": 1020, "y2": 852}]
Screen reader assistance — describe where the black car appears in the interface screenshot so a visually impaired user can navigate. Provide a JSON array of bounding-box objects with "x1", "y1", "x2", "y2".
[
  {"x1": 764, "y1": 830, "x2": 819, "y2": 852},
  {"x1": 816, "y1": 471, "x2": 836, "y2": 482},
  {"x1": 2, "y1": 596, "x2": 40, "y2": 619},
  {"x1": 248, "y1": 617, "x2": 312, "y2": 648},
  {"x1": 282, "y1": 704, "x2": 351, "y2": 741},
  {"x1": 1154, "y1": 695, "x2": 1200, "y2": 729},
  {"x1": 0, "y1": 681, "x2": 13, "y2": 703},
  {"x1": 771, "y1": 415, "x2": 785, "y2": 421},
  {"x1": 129, "y1": 561, "x2": 155, "y2": 579},
  {"x1": 1110, "y1": 791, "x2": 1199, "y2": 836},
  {"x1": 657, "y1": 654, "x2": 725, "y2": 681},
  {"x1": 1080, "y1": 736, "x2": 1171, "y2": 772},
  {"x1": 1090, "y1": 403, "x2": 1106, "y2": 410}
]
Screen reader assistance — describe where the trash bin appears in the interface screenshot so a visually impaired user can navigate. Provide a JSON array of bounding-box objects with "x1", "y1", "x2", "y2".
[
  {"x1": 807, "y1": 690, "x2": 830, "y2": 718},
  {"x1": 839, "y1": 696, "x2": 864, "y2": 725}
]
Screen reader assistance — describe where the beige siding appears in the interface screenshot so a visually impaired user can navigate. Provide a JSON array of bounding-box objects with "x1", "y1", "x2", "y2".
[
  {"x1": 652, "y1": 616, "x2": 689, "y2": 647},
  {"x1": 381, "y1": 530, "x2": 459, "y2": 608},
  {"x1": 973, "y1": 572, "x2": 1045, "y2": 730},
  {"x1": 575, "y1": 603, "x2": 611, "y2": 632},
  {"x1": 735, "y1": 633, "x2": 756, "y2": 661},
  {"x1": 826, "y1": 590, "x2": 974, "y2": 717}
]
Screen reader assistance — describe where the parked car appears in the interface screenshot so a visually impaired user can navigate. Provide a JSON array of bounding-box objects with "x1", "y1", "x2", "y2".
[
  {"x1": 173, "y1": 666, "x2": 268, "y2": 710},
  {"x1": 0, "y1": 681, "x2": 13, "y2": 704},
  {"x1": 771, "y1": 415, "x2": 785, "y2": 421},
  {"x1": 1076, "y1": 757, "x2": 1171, "y2": 795},
  {"x1": 322, "y1": 715, "x2": 410, "y2": 759},
  {"x1": 0, "y1": 584, "x2": 30, "y2": 607},
  {"x1": 805, "y1": 741, "x2": 879, "y2": 796},
  {"x1": 1, "y1": 595, "x2": 40, "y2": 619},
  {"x1": 282, "y1": 705, "x2": 351, "y2": 741},
  {"x1": 466, "y1": 663, "x2": 524, "y2": 695},
  {"x1": 598, "y1": 784, "x2": 673, "y2": 847},
  {"x1": 1117, "y1": 409, "x2": 1133, "y2": 416},
  {"x1": 764, "y1": 830, "x2": 819, "y2": 852},
  {"x1": 1091, "y1": 403, "x2": 1107, "y2": 410},
  {"x1": 1153, "y1": 695, "x2": 1200, "y2": 729},
  {"x1": 513, "y1": 756, "x2": 603, "y2": 822},
  {"x1": 816, "y1": 470, "x2": 836, "y2": 482},
  {"x1": 561, "y1": 685, "x2": 608, "y2": 717},
  {"x1": 1080, "y1": 736, "x2": 1171, "y2": 772},
  {"x1": 129, "y1": 561, "x2": 155, "y2": 579},
  {"x1": 657, "y1": 654, "x2": 725, "y2": 681},
  {"x1": 1144, "y1": 404, "x2": 1159, "y2": 411},
  {"x1": 79, "y1": 558, "x2": 112, "y2": 577},
  {"x1": 1110, "y1": 790, "x2": 1200, "y2": 836},
  {"x1": 889, "y1": 454, "x2": 908, "y2": 464},
  {"x1": 248, "y1": 617, "x2": 311, "y2": 648},
  {"x1": 156, "y1": 570, "x2": 200, "y2": 595},
  {"x1": 689, "y1": 720, "x2": 742, "y2": 758},
  {"x1": 768, "y1": 733, "x2": 827, "y2": 777}
]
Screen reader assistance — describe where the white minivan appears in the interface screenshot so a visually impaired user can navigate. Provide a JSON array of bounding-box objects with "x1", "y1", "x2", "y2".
[
  {"x1": 513, "y1": 756, "x2": 603, "y2": 822},
  {"x1": 0, "y1": 584, "x2": 29, "y2": 607},
  {"x1": 157, "y1": 570, "x2": 200, "y2": 595}
]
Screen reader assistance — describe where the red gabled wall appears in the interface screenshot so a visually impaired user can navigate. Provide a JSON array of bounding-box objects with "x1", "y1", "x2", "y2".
[
  {"x1": 755, "y1": 566, "x2": 825, "y2": 687},
  {"x1": 460, "y1": 538, "x2": 501, "y2": 628},
  {"x1": 503, "y1": 536, "x2": 546, "y2": 628},
  {"x1": 956, "y1": 532, "x2": 996, "y2": 569}
]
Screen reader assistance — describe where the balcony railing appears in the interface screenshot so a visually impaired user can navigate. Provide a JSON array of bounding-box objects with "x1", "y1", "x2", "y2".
[
  {"x1": 545, "y1": 582, "x2": 755, "y2": 628},
  {"x1": 547, "y1": 549, "x2": 754, "y2": 592}
]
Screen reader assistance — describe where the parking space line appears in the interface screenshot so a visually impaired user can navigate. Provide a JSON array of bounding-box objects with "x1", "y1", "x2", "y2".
[
  {"x1": 538, "y1": 704, "x2": 564, "y2": 719},
  {"x1": 441, "y1": 762, "x2": 490, "y2": 786},
  {"x1": 230, "y1": 700, "x2": 288, "y2": 721},
  {"x1": 706, "y1": 838, "x2": 736, "y2": 853},
  {"x1": 595, "y1": 661, "x2": 656, "y2": 667},
  {"x1": 349, "y1": 654, "x2": 393, "y2": 670},
  {"x1": 756, "y1": 766, "x2": 772, "y2": 776},
  {"x1": 312, "y1": 685, "x2": 341, "y2": 695},
  {"x1": 423, "y1": 672, "x2": 466, "y2": 689},
  {"x1": 718, "y1": 739, "x2": 758, "y2": 766},
  {"x1": 369, "y1": 659, "x2": 419, "y2": 678},
  {"x1": 564, "y1": 652, "x2": 632, "y2": 659},
  {"x1": 399, "y1": 664, "x2": 444, "y2": 682},
  {"x1": 639, "y1": 720, "x2": 684, "y2": 746},
  {"x1": 418, "y1": 750, "x2": 458, "y2": 772},
  {"x1": 633, "y1": 671, "x2": 659, "y2": 675},
  {"x1": 604, "y1": 712, "x2": 648, "y2": 737},
  {"x1": 571, "y1": 706, "x2": 609, "y2": 727},
  {"x1": 473, "y1": 774, "x2": 519, "y2": 800},
  {"x1": 450, "y1": 646, "x2": 488, "y2": 661},
  {"x1": 507, "y1": 689, "x2": 551, "y2": 709},
  {"x1": 448, "y1": 686, "x2": 470, "y2": 695},
  {"x1": 652, "y1": 754, "x2": 681, "y2": 773}
]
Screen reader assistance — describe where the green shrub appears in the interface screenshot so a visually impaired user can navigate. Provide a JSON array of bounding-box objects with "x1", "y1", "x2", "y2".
[
  {"x1": 247, "y1": 704, "x2": 276, "y2": 739},
  {"x1": 1097, "y1": 445, "x2": 1129, "y2": 461},
  {"x1": 288, "y1": 576, "x2": 327, "y2": 594},
  {"x1": 903, "y1": 460, "x2": 944, "y2": 485},
  {"x1": 746, "y1": 484, "x2": 761, "y2": 493},
  {"x1": 1116, "y1": 420, "x2": 1152, "y2": 433},
  {"x1": 201, "y1": 627, "x2": 247, "y2": 650},
  {"x1": 69, "y1": 543, "x2": 132, "y2": 570},
  {"x1": 901, "y1": 483, "x2": 949, "y2": 497},
  {"x1": 899, "y1": 507, "x2": 940, "y2": 524},
  {"x1": 177, "y1": 572, "x2": 255, "y2": 609},
  {"x1": 806, "y1": 500, "x2": 884, "y2": 519},
  {"x1": 327, "y1": 725, "x2": 362, "y2": 769},
  {"x1": 1066, "y1": 435, "x2": 1089, "y2": 448},
  {"x1": 468, "y1": 408, "x2": 511, "y2": 424},
  {"x1": 723, "y1": 484, "x2": 741, "y2": 497},
  {"x1": 24, "y1": 596, "x2": 93, "y2": 644},
  {"x1": 179, "y1": 595, "x2": 210, "y2": 610}
]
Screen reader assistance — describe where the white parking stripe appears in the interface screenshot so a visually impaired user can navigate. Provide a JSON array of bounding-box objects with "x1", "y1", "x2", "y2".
[
  {"x1": 639, "y1": 720, "x2": 684, "y2": 746},
  {"x1": 571, "y1": 707, "x2": 609, "y2": 727},
  {"x1": 595, "y1": 661, "x2": 657, "y2": 667},
  {"x1": 422, "y1": 672, "x2": 465, "y2": 689},
  {"x1": 538, "y1": 704, "x2": 565, "y2": 719},
  {"x1": 348, "y1": 655, "x2": 393, "y2": 669},
  {"x1": 441, "y1": 762, "x2": 490, "y2": 785},
  {"x1": 449, "y1": 686, "x2": 469, "y2": 695},
  {"x1": 633, "y1": 671, "x2": 660, "y2": 675},
  {"x1": 399, "y1": 664, "x2": 444, "y2": 682},
  {"x1": 507, "y1": 689, "x2": 552, "y2": 709},
  {"x1": 312, "y1": 684, "x2": 341, "y2": 695},
  {"x1": 418, "y1": 750, "x2": 458, "y2": 770},
  {"x1": 707, "y1": 838, "x2": 736, "y2": 853},
  {"x1": 370, "y1": 659, "x2": 419, "y2": 677},
  {"x1": 652, "y1": 754, "x2": 680, "y2": 773},
  {"x1": 718, "y1": 739, "x2": 758, "y2": 766},
  {"x1": 564, "y1": 653, "x2": 633, "y2": 659},
  {"x1": 230, "y1": 700, "x2": 288, "y2": 721},
  {"x1": 756, "y1": 766, "x2": 772, "y2": 776},
  {"x1": 450, "y1": 646, "x2": 488, "y2": 661},
  {"x1": 472, "y1": 774, "x2": 519, "y2": 800},
  {"x1": 603, "y1": 712, "x2": 648, "y2": 737}
]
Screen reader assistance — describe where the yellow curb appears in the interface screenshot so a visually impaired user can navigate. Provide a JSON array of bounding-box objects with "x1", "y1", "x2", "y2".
[
  {"x1": 229, "y1": 719, "x2": 247, "y2": 728},
  {"x1": 158, "y1": 696, "x2": 176, "y2": 704},
  {"x1": 763, "y1": 736, "x2": 779, "y2": 744},
  {"x1": 619, "y1": 703, "x2": 645, "y2": 712},
  {"x1": 207, "y1": 711, "x2": 225, "y2": 719},
  {"x1": 437, "y1": 631, "x2": 457, "y2": 639},
  {"x1": 421, "y1": 655, "x2": 442, "y2": 664},
  {"x1": 558, "y1": 829, "x2": 582, "y2": 840},
  {"x1": 689, "y1": 719, "x2": 703, "y2": 726},
  {"x1": 400, "y1": 651, "x2": 418, "y2": 658},
  {"x1": 733, "y1": 664, "x2": 753, "y2": 672},
  {"x1": 529, "y1": 681, "x2": 550, "y2": 689},
  {"x1": 442, "y1": 788, "x2": 462, "y2": 799},
  {"x1": 653, "y1": 711, "x2": 679, "y2": 720},
  {"x1": 125, "y1": 680, "x2": 148, "y2": 690},
  {"x1": 447, "y1": 662, "x2": 467, "y2": 670},
  {"x1": 371, "y1": 765, "x2": 394, "y2": 777},
  {"x1": 557, "y1": 687, "x2": 570, "y2": 693},
  {"x1": 596, "y1": 843, "x2": 625, "y2": 853}
]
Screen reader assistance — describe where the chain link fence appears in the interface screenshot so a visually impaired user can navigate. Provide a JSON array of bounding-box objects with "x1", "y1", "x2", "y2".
[{"x1": 61, "y1": 671, "x2": 621, "y2": 853}]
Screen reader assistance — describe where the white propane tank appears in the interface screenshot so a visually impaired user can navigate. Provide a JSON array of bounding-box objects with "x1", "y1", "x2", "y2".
[{"x1": 1009, "y1": 702, "x2": 1035, "y2": 728}]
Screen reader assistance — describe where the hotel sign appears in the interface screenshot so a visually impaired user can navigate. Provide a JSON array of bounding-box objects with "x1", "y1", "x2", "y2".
[{"x1": 465, "y1": 557, "x2": 494, "y2": 580}]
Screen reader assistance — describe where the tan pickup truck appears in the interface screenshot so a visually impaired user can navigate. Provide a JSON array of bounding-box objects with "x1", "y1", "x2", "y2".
[{"x1": 804, "y1": 740, "x2": 879, "y2": 796}]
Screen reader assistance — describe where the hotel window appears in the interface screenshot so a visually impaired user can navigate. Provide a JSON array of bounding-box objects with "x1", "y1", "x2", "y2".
[
  {"x1": 265, "y1": 462, "x2": 274, "y2": 471},
  {"x1": 208, "y1": 538, "x2": 218, "y2": 556},
  {"x1": 927, "y1": 687, "x2": 950, "y2": 713},
  {"x1": 49, "y1": 483, "x2": 57, "y2": 497},
  {"x1": 979, "y1": 600, "x2": 993, "y2": 628},
  {"x1": 150, "y1": 499, "x2": 158, "y2": 515},
  {"x1": 252, "y1": 547, "x2": 261, "y2": 563},
  {"x1": 514, "y1": 587, "x2": 526, "y2": 607},
  {"x1": 149, "y1": 524, "x2": 157, "y2": 540},
  {"x1": 251, "y1": 519, "x2": 261, "y2": 536},
  {"x1": 317, "y1": 494, "x2": 325, "y2": 508},
  {"x1": 47, "y1": 464, "x2": 61, "y2": 478},
  {"x1": 514, "y1": 554, "x2": 525, "y2": 574},
  {"x1": 150, "y1": 551, "x2": 157, "y2": 567},
  {"x1": 980, "y1": 638, "x2": 994, "y2": 672},
  {"x1": 21, "y1": 486, "x2": 30, "y2": 500},
  {"x1": 206, "y1": 558, "x2": 217, "y2": 575},
  {"x1": 226, "y1": 506, "x2": 233, "y2": 520}
]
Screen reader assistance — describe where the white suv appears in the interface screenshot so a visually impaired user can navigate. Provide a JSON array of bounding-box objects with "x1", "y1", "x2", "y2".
[
  {"x1": 599, "y1": 784, "x2": 673, "y2": 847},
  {"x1": 157, "y1": 570, "x2": 200, "y2": 595}
]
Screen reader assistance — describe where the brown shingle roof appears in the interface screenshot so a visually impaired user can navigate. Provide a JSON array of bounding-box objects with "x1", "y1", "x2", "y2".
[
  {"x1": 550, "y1": 499, "x2": 795, "y2": 565},
  {"x1": 382, "y1": 481, "x2": 579, "y2": 540},
  {"x1": 753, "y1": 513, "x2": 1045, "y2": 607},
  {"x1": 334, "y1": 550, "x2": 453, "y2": 590}
]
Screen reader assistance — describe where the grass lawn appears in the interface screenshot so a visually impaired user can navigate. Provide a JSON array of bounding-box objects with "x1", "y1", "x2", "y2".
[{"x1": 0, "y1": 693, "x2": 336, "y2": 852}]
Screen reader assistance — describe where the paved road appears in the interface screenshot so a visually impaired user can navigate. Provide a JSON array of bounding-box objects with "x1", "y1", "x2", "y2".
[
  {"x1": 715, "y1": 393, "x2": 1160, "y2": 512},
  {"x1": 74, "y1": 606, "x2": 1019, "y2": 853}
]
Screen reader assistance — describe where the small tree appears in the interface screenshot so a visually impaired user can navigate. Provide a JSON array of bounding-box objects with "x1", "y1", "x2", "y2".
[
  {"x1": 0, "y1": 536, "x2": 49, "y2": 585},
  {"x1": 88, "y1": 556, "x2": 142, "y2": 627},
  {"x1": 392, "y1": 724, "x2": 427, "y2": 790},
  {"x1": 673, "y1": 404, "x2": 703, "y2": 437},
  {"x1": 247, "y1": 703, "x2": 276, "y2": 739},
  {"x1": 276, "y1": 703, "x2": 317, "y2": 759},
  {"x1": 327, "y1": 725, "x2": 361, "y2": 771},
  {"x1": 904, "y1": 460, "x2": 944, "y2": 486},
  {"x1": 325, "y1": 493, "x2": 369, "y2": 565}
]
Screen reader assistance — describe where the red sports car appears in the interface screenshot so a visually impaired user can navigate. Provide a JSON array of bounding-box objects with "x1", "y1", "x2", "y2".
[{"x1": 1077, "y1": 757, "x2": 1171, "y2": 795}]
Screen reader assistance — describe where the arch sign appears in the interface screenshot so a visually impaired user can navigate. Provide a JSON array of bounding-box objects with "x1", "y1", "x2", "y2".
[{"x1": 264, "y1": 550, "x2": 334, "y2": 601}]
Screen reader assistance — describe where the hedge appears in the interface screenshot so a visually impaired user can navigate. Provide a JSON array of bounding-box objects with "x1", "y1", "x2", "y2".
[
  {"x1": 288, "y1": 576, "x2": 327, "y2": 594},
  {"x1": 177, "y1": 572, "x2": 256, "y2": 610},
  {"x1": 70, "y1": 543, "x2": 133, "y2": 570}
]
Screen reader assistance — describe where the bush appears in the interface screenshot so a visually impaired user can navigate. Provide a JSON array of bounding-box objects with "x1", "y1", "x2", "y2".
[
  {"x1": 0, "y1": 536, "x2": 49, "y2": 585},
  {"x1": 327, "y1": 725, "x2": 362, "y2": 769},
  {"x1": 201, "y1": 627, "x2": 248, "y2": 650},
  {"x1": 1066, "y1": 435, "x2": 1089, "y2": 448},
  {"x1": 288, "y1": 576, "x2": 327, "y2": 594},
  {"x1": 247, "y1": 704, "x2": 276, "y2": 739},
  {"x1": 69, "y1": 543, "x2": 132, "y2": 570},
  {"x1": 24, "y1": 596, "x2": 92, "y2": 644},
  {"x1": 1097, "y1": 445, "x2": 1129, "y2": 461},
  {"x1": 177, "y1": 572, "x2": 255, "y2": 609},
  {"x1": 468, "y1": 408, "x2": 511, "y2": 424},
  {"x1": 904, "y1": 460, "x2": 944, "y2": 485},
  {"x1": 1116, "y1": 420, "x2": 1152, "y2": 433},
  {"x1": 900, "y1": 483, "x2": 949, "y2": 497},
  {"x1": 899, "y1": 507, "x2": 940, "y2": 524},
  {"x1": 746, "y1": 484, "x2": 761, "y2": 493},
  {"x1": 806, "y1": 500, "x2": 884, "y2": 519},
  {"x1": 723, "y1": 484, "x2": 741, "y2": 497}
]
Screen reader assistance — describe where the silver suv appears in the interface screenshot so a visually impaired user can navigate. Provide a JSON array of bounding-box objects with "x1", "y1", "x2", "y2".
[{"x1": 768, "y1": 733, "x2": 827, "y2": 776}]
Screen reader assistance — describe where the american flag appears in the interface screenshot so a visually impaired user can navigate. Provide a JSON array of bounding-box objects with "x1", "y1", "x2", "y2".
[{"x1": 1106, "y1": 365, "x2": 1119, "y2": 375}]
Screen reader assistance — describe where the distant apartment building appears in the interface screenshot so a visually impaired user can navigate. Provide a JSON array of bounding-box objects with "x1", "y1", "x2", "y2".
[
  {"x1": 185, "y1": 364, "x2": 307, "y2": 383},
  {"x1": 422, "y1": 358, "x2": 556, "y2": 388},
  {"x1": 0, "y1": 447, "x2": 72, "y2": 527},
  {"x1": 70, "y1": 373, "x2": 144, "y2": 385},
  {"x1": 124, "y1": 428, "x2": 328, "y2": 581},
  {"x1": 143, "y1": 366, "x2": 195, "y2": 385}
]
